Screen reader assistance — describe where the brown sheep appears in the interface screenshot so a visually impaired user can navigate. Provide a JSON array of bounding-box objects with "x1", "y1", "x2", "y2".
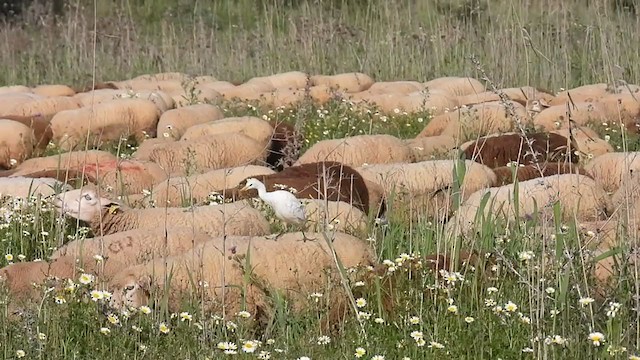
[
  {"x1": 492, "y1": 162, "x2": 590, "y2": 186},
  {"x1": 460, "y1": 132, "x2": 579, "y2": 168},
  {"x1": 217, "y1": 161, "x2": 386, "y2": 218},
  {"x1": 267, "y1": 120, "x2": 303, "y2": 171}
]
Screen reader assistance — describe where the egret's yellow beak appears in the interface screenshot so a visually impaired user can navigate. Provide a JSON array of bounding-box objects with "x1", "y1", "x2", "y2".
[{"x1": 240, "y1": 183, "x2": 250, "y2": 192}]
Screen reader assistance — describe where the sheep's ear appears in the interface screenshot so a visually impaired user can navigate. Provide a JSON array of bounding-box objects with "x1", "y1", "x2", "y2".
[
  {"x1": 137, "y1": 275, "x2": 152, "y2": 292},
  {"x1": 101, "y1": 198, "x2": 123, "y2": 214},
  {"x1": 539, "y1": 99, "x2": 551, "y2": 108}
]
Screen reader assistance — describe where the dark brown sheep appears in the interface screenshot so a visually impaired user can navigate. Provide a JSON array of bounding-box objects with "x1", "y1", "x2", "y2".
[
  {"x1": 461, "y1": 132, "x2": 579, "y2": 168},
  {"x1": 1, "y1": 114, "x2": 52, "y2": 151},
  {"x1": 492, "y1": 162, "x2": 590, "y2": 186},
  {"x1": 218, "y1": 161, "x2": 385, "y2": 218},
  {"x1": 267, "y1": 120, "x2": 303, "y2": 171}
]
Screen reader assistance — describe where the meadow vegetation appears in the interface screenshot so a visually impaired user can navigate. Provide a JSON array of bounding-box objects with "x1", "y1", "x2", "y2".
[{"x1": 1, "y1": 0, "x2": 640, "y2": 359}]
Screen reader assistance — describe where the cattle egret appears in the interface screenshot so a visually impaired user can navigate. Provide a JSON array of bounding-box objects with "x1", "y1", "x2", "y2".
[{"x1": 241, "y1": 178, "x2": 315, "y2": 241}]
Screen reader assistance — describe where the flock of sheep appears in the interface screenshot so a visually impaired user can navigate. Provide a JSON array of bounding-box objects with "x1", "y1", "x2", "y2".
[{"x1": 0, "y1": 70, "x2": 638, "y2": 324}]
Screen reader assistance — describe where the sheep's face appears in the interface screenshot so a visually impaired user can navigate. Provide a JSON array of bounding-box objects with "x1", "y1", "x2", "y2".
[
  {"x1": 52, "y1": 188, "x2": 118, "y2": 223},
  {"x1": 109, "y1": 273, "x2": 151, "y2": 310}
]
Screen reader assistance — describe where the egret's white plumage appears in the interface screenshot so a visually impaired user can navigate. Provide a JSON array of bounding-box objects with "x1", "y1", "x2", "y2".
[{"x1": 241, "y1": 178, "x2": 314, "y2": 241}]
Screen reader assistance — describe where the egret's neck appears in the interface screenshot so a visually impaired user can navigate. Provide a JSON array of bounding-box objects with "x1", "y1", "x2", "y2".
[{"x1": 255, "y1": 183, "x2": 267, "y2": 197}]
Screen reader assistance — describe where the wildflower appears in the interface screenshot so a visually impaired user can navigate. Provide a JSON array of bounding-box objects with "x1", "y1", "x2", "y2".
[
  {"x1": 353, "y1": 281, "x2": 365, "y2": 287},
  {"x1": 355, "y1": 298, "x2": 367, "y2": 308},
  {"x1": 545, "y1": 287, "x2": 555, "y2": 294},
  {"x1": 4, "y1": 253, "x2": 13, "y2": 262},
  {"x1": 317, "y1": 335, "x2": 331, "y2": 345},
  {"x1": 90, "y1": 290, "x2": 104, "y2": 302},
  {"x1": 16, "y1": 350, "x2": 25, "y2": 358},
  {"x1": 519, "y1": 314, "x2": 531, "y2": 324},
  {"x1": 54, "y1": 295, "x2": 66, "y2": 304},
  {"x1": 38, "y1": 333, "x2": 46, "y2": 341},
  {"x1": 504, "y1": 301, "x2": 518, "y2": 312},
  {"x1": 78, "y1": 273, "x2": 94, "y2": 285},
  {"x1": 266, "y1": 339, "x2": 275, "y2": 345},
  {"x1": 180, "y1": 312, "x2": 192, "y2": 322},
  {"x1": 242, "y1": 340, "x2": 258, "y2": 353},
  {"x1": 588, "y1": 332, "x2": 605, "y2": 346},
  {"x1": 428, "y1": 341, "x2": 445, "y2": 349},
  {"x1": 100, "y1": 327, "x2": 110, "y2": 335},
  {"x1": 607, "y1": 302, "x2": 621, "y2": 318},
  {"x1": 447, "y1": 305, "x2": 458, "y2": 314},
  {"x1": 159, "y1": 322, "x2": 170, "y2": 334},
  {"x1": 629, "y1": 355, "x2": 640, "y2": 360},
  {"x1": 485, "y1": 298, "x2": 496, "y2": 307},
  {"x1": 522, "y1": 348, "x2": 534, "y2": 353},
  {"x1": 258, "y1": 351, "x2": 271, "y2": 359},
  {"x1": 487, "y1": 287, "x2": 498, "y2": 294},
  {"x1": 139, "y1": 306, "x2": 151, "y2": 314},
  {"x1": 408, "y1": 316, "x2": 420, "y2": 325},
  {"x1": 410, "y1": 331, "x2": 423, "y2": 340},
  {"x1": 374, "y1": 317, "x2": 385, "y2": 324},
  {"x1": 357, "y1": 311, "x2": 371, "y2": 320},
  {"x1": 579, "y1": 297, "x2": 595, "y2": 307},
  {"x1": 518, "y1": 251, "x2": 535, "y2": 261},
  {"x1": 131, "y1": 325, "x2": 142, "y2": 332},
  {"x1": 416, "y1": 338, "x2": 426, "y2": 347},
  {"x1": 371, "y1": 356, "x2": 385, "y2": 360},
  {"x1": 551, "y1": 335, "x2": 568, "y2": 346},
  {"x1": 17, "y1": 254, "x2": 26, "y2": 261},
  {"x1": 93, "y1": 254, "x2": 104, "y2": 262},
  {"x1": 354, "y1": 347, "x2": 366, "y2": 358},
  {"x1": 234, "y1": 310, "x2": 251, "y2": 319},
  {"x1": 107, "y1": 313, "x2": 120, "y2": 325},
  {"x1": 226, "y1": 321, "x2": 238, "y2": 330}
]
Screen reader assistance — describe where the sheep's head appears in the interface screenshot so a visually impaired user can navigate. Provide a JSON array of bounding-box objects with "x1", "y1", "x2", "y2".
[
  {"x1": 108, "y1": 271, "x2": 152, "y2": 310},
  {"x1": 52, "y1": 188, "x2": 121, "y2": 223}
]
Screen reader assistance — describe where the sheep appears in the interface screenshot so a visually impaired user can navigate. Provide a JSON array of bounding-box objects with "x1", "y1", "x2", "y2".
[
  {"x1": 79, "y1": 159, "x2": 169, "y2": 196},
  {"x1": 156, "y1": 104, "x2": 224, "y2": 140},
  {"x1": 108, "y1": 231, "x2": 375, "y2": 317},
  {"x1": 548, "y1": 82, "x2": 640, "y2": 106},
  {"x1": 50, "y1": 226, "x2": 213, "y2": 280},
  {"x1": 492, "y1": 162, "x2": 589, "y2": 186},
  {"x1": 257, "y1": 86, "x2": 336, "y2": 108},
  {"x1": 0, "y1": 119, "x2": 36, "y2": 169},
  {"x1": 446, "y1": 174, "x2": 612, "y2": 238},
  {"x1": 418, "y1": 101, "x2": 528, "y2": 140},
  {"x1": 404, "y1": 135, "x2": 456, "y2": 162},
  {"x1": 75, "y1": 89, "x2": 175, "y2": 112},
  {"x1": 298, "y1": 199, "x2": 368, "y2": 235},
  {"x1": 457, "y1": 86, "x2": 555, "y2": 108},
  {"x1": 310, "y1": 72, "x2": 375, "y2": 93},
  {"x1": 247, "y1": 71, "x2": 310, "y2": 90},
  {"x1": 50, "y1": 98, "x2": 161, "y2": 151},
  {"x1": 0, "y1": 257, "x2": 79, "y2": 303},
  {"x1": 550, "y1": 127, "x2": 614, "y2": 161},
  {"x1": 135, "y1": 133, "x2": 267, "y2": 176},
  {"x1": 356, "y1": 160, "x2": 497, "y2": 222},
  {"x1": 52, "y1": 187, "x2": 271, "y2": 237},
  {"x1": 220, "y1": 81, "x2": 275, "y2": 102},
  {"x1": 350, "y1": 90, "x2": 458, "y2": 116},
  {"x1": 147, "y1": 165, "x2": 276, "y2": 207},
  {"x1": 584, "y1": 152, "x2": 640, "y2": 193},
  {"x1": 365, "y1": 81, "x2": 425, "y2": 95},
  {"x1": 32, "y1": 84, "x2": 76, "y2": 97},
  {"x1": 295, "y1": 134, "x2": 414, "y2": 168},
  {"x1": 2, "y1": 96, "x2": 82, "y2": 120},
  {"x1": 0, "y1": 85, "x2": 32, "y2": 95},
  {"x1": 423, "y1": 76, "x2": 485, "y2": 97},
  {"x1": 168, "y1": 86, "x2": 222, "y2": 108},
  {"x1": 459, "y1": 132, "x2": 579, "y2": 168},
  {"x1": 218, "y1": 161, "x2": 386, "y2": 218},
  {"x1": 0, "y1": 114, "x2": 52, "y2": 151},
  {"x1": 3, "y1": 150, "x2": 117, "y2": 177},
  {"x1": 0, "y1": 176, "x2": 72, "y2": 198},
  {"x1": 0, "y1": 92, "x2": 42, "y2": 114},
  {"x1": 180, "y1": 116, "x2": 274, "y2": 152},
  {"x1": 532, "y1": 102, "x2": 608, "y2": 131}
]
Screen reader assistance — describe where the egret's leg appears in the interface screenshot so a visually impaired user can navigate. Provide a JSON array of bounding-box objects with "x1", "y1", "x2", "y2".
[{"x1": 299, "y1": 222, "x2": 316, "y2": 242}]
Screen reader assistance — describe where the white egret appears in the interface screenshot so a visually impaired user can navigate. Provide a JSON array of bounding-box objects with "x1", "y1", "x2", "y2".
[{"x1": 240, "y1": 178, "x2": 315, "y2": 241}]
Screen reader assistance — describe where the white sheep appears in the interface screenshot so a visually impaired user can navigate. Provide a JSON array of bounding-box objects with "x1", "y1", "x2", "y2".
[
  {"x1": 295, "y1": 134, "x2": 414, "y2": 168},
  {"x1": 356, "y1": 159, "x2": 497, "y2": 221},
  {"x1": 584, "y1": 152, "x2": 640, "y2": 193},
  {"x1": 50, "y1": 226, "x2": 213, "y2": 279},
  {"x1": 0, "y1": 177, "x2": 72, "y2": 199},
  {"x1": 52, "y1": 187, "x2": 271, "y2": 237},
  {"x1": 156, "y1": 104, "x2": 224, "y2": 140},
  {"x1": 180, "y1": 116, "x2": 275, "y2": 151},
  {"x1": 134, "y1": 133, "x2": 268, "y2": 176},
  {"x1": 108, "y1": 231, "x2": 375, "y2": 316},
  {"x1": 446, "y1": 174, "x2": 612, "y2": 238}
]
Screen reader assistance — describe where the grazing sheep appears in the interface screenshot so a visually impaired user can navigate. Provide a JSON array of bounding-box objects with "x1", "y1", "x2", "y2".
[
  {"x1": 180, "y1": 116, "x2": 274, "y2": 152},
  {"x1": 0, "y1": 85, "x2": 32, "y2": 95},
  {"x1": 108, "y1": 232, "x2": 374, "y2": 317},
  {"x1": 446, "y1": 174, "x2": 612, "y2": 237},
  {"x1": 156, "y1": 104, "x2": 224, "y2": 140},
  {"x1": 349, "y1": 89, "x2": 458, "y2": 116},
  {"x1": 457, "y1": 86, "x2": 555, "y2": 107},
  {"x1": 0, "y1": 176, "x2": 72, "y2": 198},
  {"x1": 147, "y1": 165, "x2": 276, "y2": 207},
  {"x1": 1, "y1": 114, "x2": 52, "y2": 151},
  {"x1": 50, "y1": 226, "x2": 213, "y2": 280},
  {"x1": 295, "y1": 134, "x2": 414, "y2": 168},
  {"x1": 2, "y1": 96, "x2": 82, "y2": 121},
  {"x1": 460, "y1": 132, "x2": 578, "y2": 168},
  {"x1": 365, "y1": 81, "x2": 425, "y2": 95},
  {"x1": 550, "y1": 127, "x2": 614, "y2": 161},
  {"x1": 424, "y1": 76, "x2": 485, "y2": 97},
  {"x1": 247, "y1": 71, "x2": 310, "y2": 90},
  {"x1": 584, "y1": 152, "x2": 640, "y2": 193},
  {"x1": 3, "y1": 150, "x2": 117, "y2": 177},
  {"x1": 356, "y1": 160, "x2": 497, "y2": 221},
  {"x1": 75, "y1": 89, "x2": 175, "y2": 112},
  {"x1": 404, "y1": 135, "x2": 456, "y2": 162},
  {"x1": 299, "y1": 199, "x2": 368, "y2": 234},
  {"x1": 218, "y1": 161, "x2": 385, "y2": 218},
  {"x1": 492, "y1": 162, "x2": 589, "y2": 186},
  {"x1": 135, "y1": 133, "x2": 267, "y2": 176},
  {"x1": 220, "y1": 81, "x2": 275, "y2": 102},
  {"x1": 79, "y1": 159, "x2": 169, "y2": 196},
  {"x1": 267, "y1": 120, "x2": 303, "y2": 171},
  {"x1": 52, "y1": 187, "x2": 271, "y2": 237},
  {"x1": 0, "y1": 119, "x2": 36, "y2": 169},
  {"x1": 532, "y1": 102, "x2": 608, "y2": 131},
  {"x1": 50, "y1": 98, "x2": 161, "y2": 151},
  {"x1": 0, "y1": 257, "x2": 79, "y2": 303},
  {"x1": 310, "y1": 72, "x2": 375, "y2": 93},
  {"x1": 548, "y1": 82, "x2": 640, "y2": 106},
  {"x1": 0, "y1": 92, "x2": 42, "y2": 114},
  {"x1": 32, "y1": 84, "x2": 76, "y2": 97}
]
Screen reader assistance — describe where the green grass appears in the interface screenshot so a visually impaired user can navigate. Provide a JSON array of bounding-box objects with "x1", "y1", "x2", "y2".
[{"x1": 1, "y1": 0, "x2": 640, "y2": 359}]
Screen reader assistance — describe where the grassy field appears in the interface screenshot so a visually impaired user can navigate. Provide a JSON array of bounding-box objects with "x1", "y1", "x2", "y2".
[{"x1": 1, "y1": 0, "x2": 640, "y2": 359}]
